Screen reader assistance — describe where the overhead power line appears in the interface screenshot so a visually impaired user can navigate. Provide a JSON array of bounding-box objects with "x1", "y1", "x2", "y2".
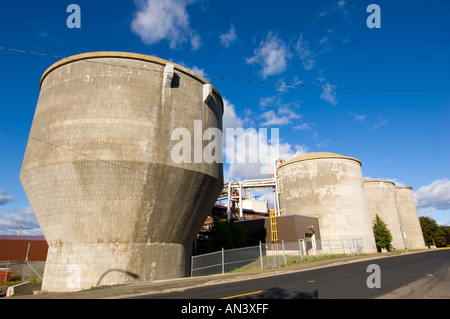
[
  {"x1": 0, "y1": 125, "x2": 146, "y2": 176},
  {"x1": 1, "y1": 45, "x2": 449, "y2": 92}
]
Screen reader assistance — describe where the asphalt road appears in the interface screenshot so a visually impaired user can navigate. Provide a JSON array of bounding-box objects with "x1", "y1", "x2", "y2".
[{"x1": 130, "y1": 249, "x2": 450, "y2": 299}]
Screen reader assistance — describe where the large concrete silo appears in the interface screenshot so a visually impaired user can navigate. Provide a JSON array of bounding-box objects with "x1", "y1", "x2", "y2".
[
  {"x1": 395, "y1": 187, "x2": 427, "y2": 249},
  {"x1": 19, "y1": 52, "x2": 224, "y2": 292},
  {"x1": 364, "y1": 179, "x2": 406, "y2": 250},
  {"x1": 276, "y1": 152, "x2": 377, "y2": 253}
]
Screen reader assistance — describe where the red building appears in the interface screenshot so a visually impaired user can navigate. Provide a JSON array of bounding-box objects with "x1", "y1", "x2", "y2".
[{"x1": 0, "y1": 235, "x2": 48, "y2": 262}]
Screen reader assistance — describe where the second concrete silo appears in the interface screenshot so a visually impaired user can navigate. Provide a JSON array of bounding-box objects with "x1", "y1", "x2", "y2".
[
  {"x1": 20, "y1": 52, "x2": 224, "y2": 292},
  {"x1": 364, "y1": 179, "x2": 406, "y2": 250},
  {"x1": 395, "y1": 187, "x2": 427, "y2": 249},
  {"x1": 276, "y1": 152, "x2": 377, "y2": 253}
]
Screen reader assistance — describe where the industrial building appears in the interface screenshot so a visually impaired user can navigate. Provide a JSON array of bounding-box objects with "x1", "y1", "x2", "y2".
[
  {"x1": 275, "y1": 152, "x2": 378, "y2": 254},
  {"x1": 19, "y1": 52, "x2": 426, "y2": 292},
  {"x1": 364, "y1": 179, "x2": 405, "y2": 250},
  {"x1": 395, "y1": 187, "x2": 427, "y2": 249},
  {"x1": 0, "y1": 236, "x2": 48, "y2": 262},
  {"x1": 20, "y1": 52, "x2": 224, "y2": 292},
  {"x1": 219, "y1": 153, "x2": 425, "y2": 254}
]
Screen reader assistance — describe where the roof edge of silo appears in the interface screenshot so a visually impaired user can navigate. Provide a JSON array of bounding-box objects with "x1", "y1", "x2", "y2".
[
  {"x1": 39, "y1": 51, "x2": 223, "y2": 114},
  {"x1": 395, "y1": 186, "x2": 413, "y2": 190},
  {"x1": 277, "y1": 152, "x2": 362, "y2": 170},
  {"x1": 363, "y1": 179, "x2": 396, "y2": 185}
]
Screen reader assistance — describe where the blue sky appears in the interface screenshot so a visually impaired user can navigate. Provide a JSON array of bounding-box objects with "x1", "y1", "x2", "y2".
[{"x1": 0, "y1": 0, "x2": 449, "y2": 235}]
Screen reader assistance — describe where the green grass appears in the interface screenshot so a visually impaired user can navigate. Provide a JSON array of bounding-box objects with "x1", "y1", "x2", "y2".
[{"x1": 227, "y1": 254, "x2": 350, "y2": 274}]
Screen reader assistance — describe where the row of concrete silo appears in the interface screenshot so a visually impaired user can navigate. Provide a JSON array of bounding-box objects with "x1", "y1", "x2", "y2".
[
  {"x1": 20, "y1": 52, "x2": 426, "y2": 293},
  {"x1": 276, "y1": 152, "x2": 426, "y2": 253}
]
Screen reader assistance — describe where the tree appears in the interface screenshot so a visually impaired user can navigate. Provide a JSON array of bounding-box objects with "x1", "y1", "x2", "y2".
[
  {"x1": 419, "y1": 216, "x2": 446, "y2": 247},
  {"x1": 373, "y1": 214, "x2": 393, "y2": 252},
  {"x1": 195, "y1": 216, "x2": 250, "y2": 254},
  {"x1": 440, "y1": 226, "x2": 450, "y2": 247}
]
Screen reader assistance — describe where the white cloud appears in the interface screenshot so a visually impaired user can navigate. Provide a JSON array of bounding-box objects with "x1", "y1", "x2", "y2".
[
  {"x1": 293, "y1": 123, "x2": 312, "y2": 131},
  {"x1": 319, "y1": 36, "x2": 329, "y2": 45},
  {"x1": 260, "y1": 111, "x2": 291, "y2": 126},
  {"x1": 259, "y1": 96, "x2": 277, "y2": 108},
  {"x1": 222, "y1": 98, "x2": 246, "y2": 130},
  {"x1": 258, "y1": 95, "x2": 302, "y2": 126},
  {"x1": 0, "y1": 189, "x2": 14, "y2": 205},
  {"x1": 295, "y1": 34, "x2": 317, "y2": 71},
  {"x1": 354, "y1": 115, "x2": 366, "y2": 121},
  {"x1": 246, "y1": 32, "x2": 289, "y2": 78},
  {"x1": 0, "y1": 206, "x2": 42, "y2": 236},
  {"x1": 278, "y1": 106, "x2": 301, "y2": 119},
  {"x1": 260, "y1": 106, "x2": 300, "y2": 126},
  {"x1": 319, "y1": 0, "x2": 349, "y2": 18},
  {"x1": 190, "y1": 66, "x2": 206, "y2": 77},
  {"x1": 316, "y1": 138, "x2": 331, "y2": 148},
  {"x1": 220, "y1": 25, "x2": 237, "y2": 48},
  {"x1": 415, "y1": 178, "x2": 450, "y2": 210},
  {"x1": 371, "y1": 115, "x2": 389, "y2": 130},
  {"x1": 317, "y1": 78, "x2": 337, "y2": 105},
  {"x1": 131, "y1": 0, "x2": 200, "y2": 50},
  {"x1": 177, "y1": 61, "x2": 206, "y2": 77},
  {"x1": 224, "y1": 131, "x2": 308, "y2": 181},
  {"x1": 348, "y1": 112, "x2": 366, "y2": 122},
  {"x1": 276, "y1": 78, "x2": 303, "y2": 92},
  {"x1": 222, "y1": 99, "x2": 307, "y2": 181}
]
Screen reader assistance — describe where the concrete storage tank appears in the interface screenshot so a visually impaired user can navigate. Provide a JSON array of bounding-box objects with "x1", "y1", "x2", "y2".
[
  {"x1": 395, "y1": 187, "x2": 427, "y2": 249},
  {"x1": 19, "y1": 52, "x2": 224, "y2": 292},
  {"x1": 364, "y1": 179, "x2": 406, "y2": 250},
  {"x1": 276, "y1": 152, "x2": 377, "y2": 253}
]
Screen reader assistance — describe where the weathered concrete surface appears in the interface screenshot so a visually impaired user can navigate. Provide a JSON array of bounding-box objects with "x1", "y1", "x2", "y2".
[
  {"x1": 277, "y1": 152, "x2": 377, "y2": 254},
  {"x1": 395, "y1": 187, "x2": 427, "y2": 250},
  {"x1": 20, "y1": 52, "x2": 224, "y2": 292},
  {"x1": 364, "y1": 179, "x2": 406, "y2": 250}
]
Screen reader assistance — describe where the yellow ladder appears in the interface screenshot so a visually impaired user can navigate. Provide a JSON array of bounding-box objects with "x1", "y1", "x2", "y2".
[{"x1": 270, "y1": 209, "x2": 279, "y2": 247}]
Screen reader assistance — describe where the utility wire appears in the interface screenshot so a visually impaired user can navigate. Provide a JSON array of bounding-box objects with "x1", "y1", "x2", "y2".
[
  {"x1": 0, "y1": 46, "x2": 162, "y2": 77},
  {"x1": 204, "y1": 75, "x2": 450, "y2": 92},
  {"x1": 1, "y1": 45, "x2": 449, "y2": 92},
  {"x1": 0, "y1": 125, "x2": 147, "y2": 176}
]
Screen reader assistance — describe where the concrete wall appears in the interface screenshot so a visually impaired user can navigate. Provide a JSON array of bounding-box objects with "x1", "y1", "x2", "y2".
[
  {"x1": 20, "y1": 52, "x2": 224, "y2": 292},
  {"x1": 276, "y1": 152, "x2": 377, "y2": 254},
  {"x1": 395, "y1": 187, "x2": 427, "y2": 249},
  {"x1": 364, "y1": 180, "x2": 406, "y2": 250}
]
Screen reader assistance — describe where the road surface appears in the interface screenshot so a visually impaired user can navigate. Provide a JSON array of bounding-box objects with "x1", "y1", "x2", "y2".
[{"x1": 130, "y1": 249, "x2": 449, "y2": 299}]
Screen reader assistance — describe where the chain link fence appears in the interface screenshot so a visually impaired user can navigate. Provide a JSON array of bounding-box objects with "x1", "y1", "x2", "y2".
[
  {"x1": 191, "y1": 238, "x2": 364, "y2": 277},
  {"x1": 0, "y1": 261, "x2": 44, "y2": 283}
]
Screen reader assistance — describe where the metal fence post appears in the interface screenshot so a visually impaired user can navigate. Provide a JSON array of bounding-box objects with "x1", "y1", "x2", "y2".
[
  {"x1": 271, "y1": 244, "x2": 276, "y2": 267},
  {"x1": 298, "y1": 239, "x2": 304, "y2": 261},
  {"x1": 4, "y1": 261, "x2": 9, "y2": 282},
  {"x1": 221, "y1": 248, "x2": 225, "y2": 274},
  {"x1": 281, "y1": 240, "x2": 287, "y2": 265},
  {"x1": 259, "y1": 241, "x2": 263, "y2": 270},
  {"x1": 313, "y1": 239, "x2": 317, "y2": 259}
]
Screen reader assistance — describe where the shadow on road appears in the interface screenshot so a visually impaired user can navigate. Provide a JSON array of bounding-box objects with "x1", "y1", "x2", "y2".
[{"x1": 242, "y1": 287, "x2": 319, "y2": 299}]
